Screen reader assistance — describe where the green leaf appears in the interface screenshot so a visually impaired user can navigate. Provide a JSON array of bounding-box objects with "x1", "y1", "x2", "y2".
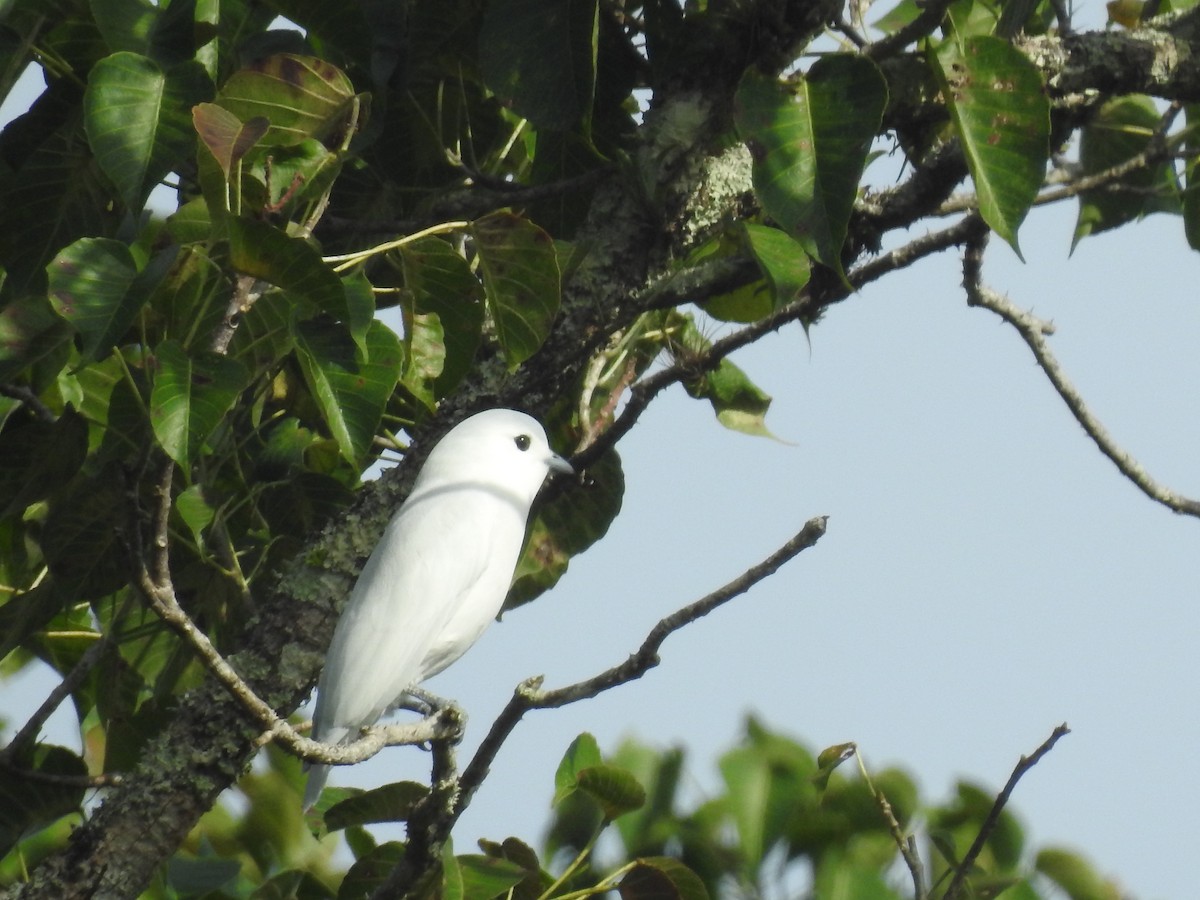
[
  {"x1": 0, "y1": 407, "x2": 88, "y2": 518},
  {"x1": 0, "y1": 125, "x2": 120, "y2": 293},
  {"x1": 734, "y1": 59, "x2": 886, "y2": 279},
  {"x1": 550, "y1": 736, "x2": 646, "y2": 821},
  {"x1": 46, "y1": 238, "x2": 138, "y2": 363},
  {"x1": 471, "y1": 212, "x2": 561, "y2": 370},
  {"x1": 0, "y1": 295, "x2": 73, "y2": 382},
  {"x1": 91, "y1": 0, "x2": 158, "y2": 57},
  {"x1": 508, "y1": 449, "x2": 623, "y2": 610},
  {"x1": 226, "y1": 286, "x2": 297, "y2": 370},
  {"x1": 0, "y1": 745, "x2": 87, "y2": 858},
  {"x1": 338, "y1": 269, "x2": 379, "y2": 366},
  {"x1": 42, "y1": 471, "x2": 128, "y2": 599},
  {"x1": 1035, "y1": 847, "x2": 1113, "y2": 900},
  {"x1": 479, "y1": 0, "x2": 599, "y2": 130},
  {"x1": 695, "y1": 224, "x2": 812, "y2": 323},
  {"x1": 675, "y1": 315, "x2": 774, "y2": 437},
  {"x1": 455, "y1": 854, "x2": 528, "y2": 900},
  {"x1": 323, "y1": 781, "x2": 429, "y2": 832},
  {"x1": 291, "y1": 319, "x2": 403, "y2": 467},
  {"x1": 810, "y1": 856, "x2": 899, "y2": 900},
  {"x1": 250, "y1": 0, "x2": 374, "y2": 64},
  {"x1": 813, "y1": 741, "x2": 856, "y2": 791},
  {"x1": 1185, "y1": 104, "x2": 1200, "y2": 250},
  {"x1": 553, "y1": 732, "x2": 603, "y2": 806},
  {"x1": 718, "y1": 744, "x2": 772, "y2": 866},
  {"x1": 149, "y1": 339, "x2": 250, "y2": 471},
  {"x1": 443, "y1": 841, "x2": 465, "y2": 900},
  {"x1": 192, "y1": 102, "x2": 270, "y2": 179},
  {"x1": 227, "y1": 217, "x2": 352, "y2": 328},
  {"x1": 932, "y1": 36, "x2": 1049, "y2": 257},
  {"x1": 475, "y1": 837, "x2": 550, "y2": 900},
  {"x1": 252, "y1": 869, "x2": 337, "y2": 900},
  {"x1": 397, "y1": 236, "x2": 484, "y2": 397},
  {"x1": 396, "y1": 309, "x2": 444, "y2": 414},
  {"x1": 609, "y1": 739, "x2": 686, "y2": 856},
  {"x1": 84, "y1": 52, "x2": 211, "y2": 211},
  {"x1": 0, "y1": 581, "x2": 69, "y2": 663},
  {"x1": 339, "y1": 842, "x2": 406, "y2": 900},
  {"x1": 149, "y1": 244, "x2": 227, "y2": 350},
  {"x1": 165, "y1": 856, "x2": 242, "y2": 895},
  {"x1": 1073, "y1": 96, "x2": 1180, "y2": 248},
  {"x1": 216, "y1": 54, "x2": 355, "y2": 147},
  {"x1": 90, "y1": 0, "x2": 202, "y2": 67},
  {"x1": 577, "y1": 764, "x2": 647, "y2": 820},
  {"x1": 618, "y1": 858, "x2": 709, "y2": 900},
  {"x1": 744, "y1": 224, "x2": 811, "y2": 307},
  {"x1": 175, "y1": 483, "x2": 215, "y2": 548}
]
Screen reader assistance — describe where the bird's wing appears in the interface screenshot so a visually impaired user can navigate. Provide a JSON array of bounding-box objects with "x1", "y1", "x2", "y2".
[{"x1": 312, "y1": 488, "x2": 523, "y2": 741}]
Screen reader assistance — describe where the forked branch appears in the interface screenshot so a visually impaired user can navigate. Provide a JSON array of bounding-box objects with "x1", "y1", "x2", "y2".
[{"x1": 369, "y1": 515, "x2": 829, "y2": 900}]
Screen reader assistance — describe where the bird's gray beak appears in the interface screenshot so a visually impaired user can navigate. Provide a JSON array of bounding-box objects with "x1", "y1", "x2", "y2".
[{"x1": 548, "y1": 453, "x2": 574, "y2": 476}]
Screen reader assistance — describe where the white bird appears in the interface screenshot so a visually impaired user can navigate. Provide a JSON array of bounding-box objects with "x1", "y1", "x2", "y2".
[{"x1": 304, "y1": 408, "x2": 573, "y2": 809}]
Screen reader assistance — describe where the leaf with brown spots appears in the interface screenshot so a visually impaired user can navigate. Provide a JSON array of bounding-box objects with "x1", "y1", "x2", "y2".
[{"x1": 931, "y1": 36, "x2": 1049, "y2": 258}]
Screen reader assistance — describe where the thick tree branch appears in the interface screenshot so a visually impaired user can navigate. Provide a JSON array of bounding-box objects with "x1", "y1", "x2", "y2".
[{"x1": 1019, "y1": 8, "x2": 1200, "y2": 103}]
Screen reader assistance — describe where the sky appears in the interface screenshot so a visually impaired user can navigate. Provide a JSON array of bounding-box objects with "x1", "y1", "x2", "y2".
[{"x1": 2, "y1": 18, "x2": 1198, "y2": 900}]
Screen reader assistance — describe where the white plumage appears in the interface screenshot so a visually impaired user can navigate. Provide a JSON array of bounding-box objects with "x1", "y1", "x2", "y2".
[{"x1": 304, "y1": 409, "x2": 572, "y2": 809}]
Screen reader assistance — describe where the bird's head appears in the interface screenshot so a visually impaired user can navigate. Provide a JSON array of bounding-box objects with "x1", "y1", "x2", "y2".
[{"x1": 411, "y1": 409, "x2": 573, "y2": 508}]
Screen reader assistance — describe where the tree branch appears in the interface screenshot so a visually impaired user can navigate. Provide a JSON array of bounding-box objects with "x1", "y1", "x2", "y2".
[
  {"x1": 867, "y1": 0, "x2": 956, "y2": 59},
  {"x1": 943, "y1": 724, "x2": 1072, "y2": 900},
  {"x1": 963, "y1": 238, "x2": 1200, "y2": 518},
  {"x1": 369, "y1": 515, "x2": 829, "y2": 900},
  {"x1": 854, "y1": 749, "x2": 926, "y2": 899},
  {"x1": 133, "y1": 500, "x2": 464, "y2": 764},
  {"x1": 0, "y1": 635, "x2": 108, "y2": 761},
  {"x1": 0, "y1": 382, "x2": 56, "y2": 422},
  {"x1": 1018, "y1": 8, "x2": 1200, "y2": 104},
  {"x1": 575, "y1": 215, "x2": 986, "y2": 472}
]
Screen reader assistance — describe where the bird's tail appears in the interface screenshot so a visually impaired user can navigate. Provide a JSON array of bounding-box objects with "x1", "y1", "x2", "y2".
[{"x1": 303, "y1": 763, "x2": 330, "y2": 811}]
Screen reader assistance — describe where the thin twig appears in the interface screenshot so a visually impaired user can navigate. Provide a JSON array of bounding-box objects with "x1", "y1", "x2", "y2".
[
  {"x1": 867, "y1": 0, "x2": 957, "y2": 59},
  {"x1": 963, "y1": 252, "x2": 1200, "y2": 518},
  {"x1": 318, "y1": 166, "x2": 614, "y2": 238},
  {"x1": 574, "y1": 215, "x2": 985, "y2": 472},
  {"x1": 0, "y1": 756, "x2": 124, "y2": 789},
  {"x1": 370, "y1": 515, "x2": 828, "y2": 899},
  {"x1": 0, "y1": 383, "x2": 56, "y2": 422},
  {"x1": 943, "y1": 724, "x2": 1071, "y2": 900},
  {"x1": 461, "y1": 516, "x2": 828, "y2": 807},
  {"x1": 133, "y1": 561, "x2": 462, "y2": 764},
  {"x1": 0, "y1": 637, "x2": 108, "y2": 761},
  {"x1": 855, "y1": 749, "x2": 926, "y2": 899},
  {"x1": 538, "y1": 516, "x2": 829, "y2": 707}
]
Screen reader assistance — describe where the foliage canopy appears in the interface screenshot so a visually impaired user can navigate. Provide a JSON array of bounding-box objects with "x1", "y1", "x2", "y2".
[{"x1": 0, "y1": 0, "x2": 1196, "y2": 897}]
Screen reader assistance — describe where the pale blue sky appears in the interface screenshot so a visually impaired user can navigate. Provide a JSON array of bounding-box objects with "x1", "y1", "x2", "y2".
[{"x1": 2, "y1": 25, "x2": 1197, "y2": 899}]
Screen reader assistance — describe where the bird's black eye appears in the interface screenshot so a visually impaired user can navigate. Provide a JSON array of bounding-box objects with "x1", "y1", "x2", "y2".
[{"x1": 514, "y1": 434, "x2": 532, "y2": 451}]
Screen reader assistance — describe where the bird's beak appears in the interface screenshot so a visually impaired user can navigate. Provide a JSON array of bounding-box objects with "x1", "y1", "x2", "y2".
[{"x1": 548, "y1": 453, "x2": 574, "y2": 476}]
